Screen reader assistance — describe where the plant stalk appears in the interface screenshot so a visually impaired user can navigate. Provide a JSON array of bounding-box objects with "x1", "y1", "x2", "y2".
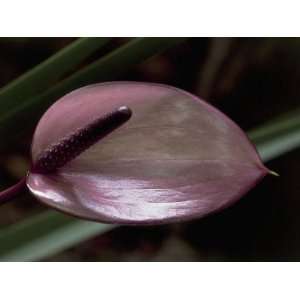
[{"x1": 0, "y1": 177, "x2": 27, "y2": 205}]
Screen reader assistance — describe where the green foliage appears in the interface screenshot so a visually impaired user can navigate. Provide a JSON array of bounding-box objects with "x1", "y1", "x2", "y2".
[
  {"x1": 0, "y1": 38, "x2": 187, "y2": 149},
  {"x1": 0, "y1": 38, "x2": 112, "y2": 113},
  {"x1": 248, "y1": 109, "x2": 300, "y2": 162},
  {"x1": 0, "y1": 211, "x2": 114, "y2": 261}
]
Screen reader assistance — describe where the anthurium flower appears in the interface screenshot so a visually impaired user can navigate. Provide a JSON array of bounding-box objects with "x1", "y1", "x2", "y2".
[{"x1": 0, "y1": 82, "x2": 269, "y2": 225}]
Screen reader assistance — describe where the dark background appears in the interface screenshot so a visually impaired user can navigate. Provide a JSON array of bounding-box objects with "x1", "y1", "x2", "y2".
[{"x1": 0, "y1": 37, "x2": 299, "y2": 261}]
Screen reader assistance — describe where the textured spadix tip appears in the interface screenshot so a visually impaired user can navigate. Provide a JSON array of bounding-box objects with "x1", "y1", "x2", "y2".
[
  {"x1": 118, "y1": 105, "x2": 132, "y2": 118},
  {"x1": 31, "y1": 105, "x2": 132, "y2": 174}
]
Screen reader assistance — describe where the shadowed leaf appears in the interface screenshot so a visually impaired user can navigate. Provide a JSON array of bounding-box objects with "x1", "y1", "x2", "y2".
[
  {"x1": 0, "y1": 211, "x2": 114, "y2": 261},
  {"x1": 0, "y1": 38, "x2": 187, "y2": 149},
  {"x1": 0, "y1": 37, "x2": 112, "y2": 113}
]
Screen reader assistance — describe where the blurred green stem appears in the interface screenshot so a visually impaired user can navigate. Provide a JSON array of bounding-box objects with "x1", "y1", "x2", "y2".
[
  {"x1": 248, "y1": 108, "x2": 300, "y2": 161},
  {"x1": 0, "y1": 38, "x2": 112, "y2": 112}
]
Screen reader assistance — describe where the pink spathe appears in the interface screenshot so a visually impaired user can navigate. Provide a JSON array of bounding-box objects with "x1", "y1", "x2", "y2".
[{"x1": 27, "y1": 82, "x2": 268, "y2": 225}]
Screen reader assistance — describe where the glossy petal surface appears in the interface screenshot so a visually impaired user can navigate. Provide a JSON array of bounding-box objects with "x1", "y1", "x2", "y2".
[{"x1": 27, "y1": 82, "x2": 268, "y2": 224}]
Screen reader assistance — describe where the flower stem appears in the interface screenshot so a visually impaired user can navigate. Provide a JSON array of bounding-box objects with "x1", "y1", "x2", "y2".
[{"x1": 0, "y1": 177, "x2": 27, "y2": 205}]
